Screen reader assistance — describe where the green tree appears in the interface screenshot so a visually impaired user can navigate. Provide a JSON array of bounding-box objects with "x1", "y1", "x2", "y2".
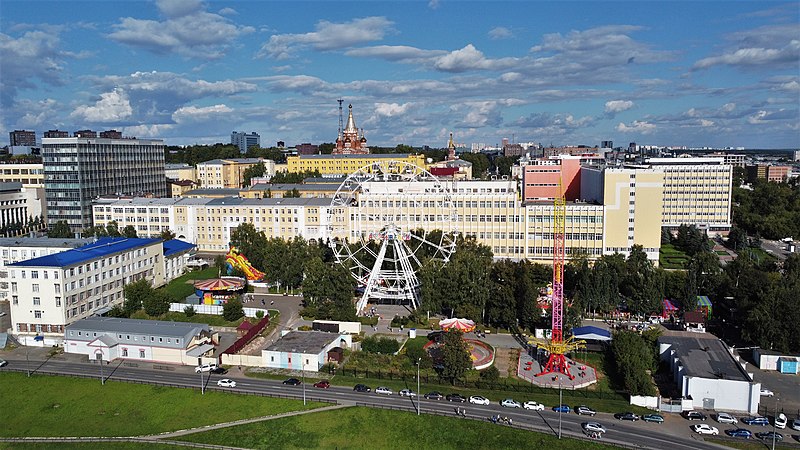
[
  {"x1": 214, "y1": 254, "x2": 228, "y2": 276},
  {"x1": 479, "y1": 365, "x2": 500, "y2": 383},
  {"x1": 725, "y1": 226, "x2": 748, "y2": 252},
  {"x1": 318, "y1": 142, "x2": 335, "y2": 154},
  {"x1": 222, "y1": 297, "x2": 245, "y2": 322},
  {"x1": 123, "y1": 279, "x2": 152, "y2": 316},
  {"x1": 284, "y1": 188, "x2": 301, "y2": 198},
  {"x1": 302, "y1": 256, "x2": 356, "y2": 321},
  {"x1": 160, "y1": 229, "x2": 177, "y2": 241},
  {"x1": 122, "y1": 225, "x2": 138, "y2": 238},
  {"x1": 242, "y1": 162, "x2": 266, "y2": 187},
  {"x1": 143, "y1": 290, "x2": 173, "y2": 316},
  {"x1": 106, "y1": 220, "x2": 122, "y2": 237},
  {"x1": 458, "y1": 153, "x2": 489, "y2": 179},
  {"x1": 611, "y1": 330, "x2": 656, "y2": 396},
  {"x1": 441, "y1": 330, "x2": 473, "y2": 383},
  {"x1": 183, "y1": 305, "x2": 196, "y2": 317},
  {"x1": 47, "y1": 220, "x2": 73, "y2": 238}
]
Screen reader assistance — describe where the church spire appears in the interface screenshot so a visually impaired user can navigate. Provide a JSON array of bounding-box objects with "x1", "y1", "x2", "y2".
[
  {"x1": 447, "y1": 132, "x2": 456, "y2": 161},
  {"x1": 344, "y1": 104, "x2": 357, "y2": 134}
]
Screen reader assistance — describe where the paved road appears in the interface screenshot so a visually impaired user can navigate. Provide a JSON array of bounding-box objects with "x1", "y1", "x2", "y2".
[
  {"x1": 760, "y1": 239, "x2": 789, "y2": 261},
  {"x1": 0, "y1": 358, "x2": 735, "y2": 450}
]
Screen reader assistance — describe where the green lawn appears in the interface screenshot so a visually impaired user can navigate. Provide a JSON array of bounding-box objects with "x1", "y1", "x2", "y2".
[
  {"x1": 706, "y1": 437, "x2": 796, "y2": 449},
  {"x1": 177, "y1": 406, "x2": 619, "y2": 450},
  {"x1": 0, "y1": 372, "x2": 321, "y2": 437},
  {"x1": 0, "y1": 443, "x2": 183, "y2": 450},
  {"x1": 659, "y1": 243, "x2": 689, "y2": 269},
  {"x1": 160, "y1": 267, "x2": 219, "y2": 301}
]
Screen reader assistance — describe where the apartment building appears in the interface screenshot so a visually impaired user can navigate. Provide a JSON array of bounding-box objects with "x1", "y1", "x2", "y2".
[
  {"x1": 746, "y1": 164, "x2": 791, "y2": 183},
  {"x1": 165, "y1": 163, "x2": 196, "y2": 182},
  {"x1": 521, "y1": 156, "x2": 582, "y2": 202},
  {"x1": 287, "y1": 153, "x2": 427, "y2": 176},
  {"x1": 42, "y1": 136, "x2": 167, "y2": 231},
  {"x1": 196, "y1": 158, "x2": 272, "y2": 188},
  {"x1": 0, "y1": 237, "x2": 92, "y2": 300},
  {"x1": 0, "y1": 162, "x2": 45, "y2": 187},
  {"x1": 7, "y1": 237, "x2": 194, "y2": 344},
  {"x1": 0, "y1": 182, "x2": 45, "y2": 230}
]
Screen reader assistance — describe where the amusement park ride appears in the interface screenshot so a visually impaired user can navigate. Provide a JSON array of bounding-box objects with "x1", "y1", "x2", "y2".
[{"x1": 533, "y1": 180, "x2": 584, "y2": 380}]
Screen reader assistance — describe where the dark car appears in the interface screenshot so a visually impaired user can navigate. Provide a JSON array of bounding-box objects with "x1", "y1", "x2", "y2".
[
  {"x1": 353, "y1": 384, "x2": 371, "y2": 393},
  {"x1": 614, "y1": 412, "x2": 640, "y2": 421},
  {"x1": 643, "y1": 414, "x2": 664, "y2": 423},
  {"x1": 742, "y1": 416, "x2": 770, "y2": 426},
  {"x1": 210, "y1": 366, "x2": 228, "y2": 375},
  {"x1": 313, "y1": 380, "x2": 330, "y2": 389},
  {"x1": 446, "y1": 393, "x2": 466, "y2": 403},
  {"x1": 726, "y1": 428, "x2": 753, "y2": 439},
  {"x1": 424, "y1": 391, "x2": 443, "y2": 400},
  {"x1": 756, "y1": 431, "x2": 783, "y2": 441},
  {"x1": 682, "y1": 411, "x2": 707, "y2": 421},
  {"x1": 282, "y1": 378, "x2": 301, "y2": 386}
]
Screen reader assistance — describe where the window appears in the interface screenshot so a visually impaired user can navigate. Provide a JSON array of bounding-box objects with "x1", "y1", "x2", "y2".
[
  {"x1": 12, "y1": 295, "x2": 18, "y2": 305},
  {"x1": 55, "y1": 297, "x2": 61, "y2": 307},
  {"x1": 32, "y1": 284, "x2": 39, "y2": 293},
  {"x1": 139, "y1": 349, "x2": 145, "y2": 358},
  {"x1": 31, "y1": 271, "x2": 38, "y2": 279},
  {"x1": 122, "y1": 348, "x2": 128, "y2": 357},
  {"x1": 33, "y1": 297, "x2": 40, "y2": 306},
  {"x1": 34, "y1": 311, "x2": 42, "y2": 319}
]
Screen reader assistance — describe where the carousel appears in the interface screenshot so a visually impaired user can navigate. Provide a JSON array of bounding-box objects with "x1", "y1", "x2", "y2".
[
  {"x1": 193, "y1": 277, "x2": 246, "y2": 305},
  {"x1": 423, "y1": 318, "x2": 495, "y2": 370}
]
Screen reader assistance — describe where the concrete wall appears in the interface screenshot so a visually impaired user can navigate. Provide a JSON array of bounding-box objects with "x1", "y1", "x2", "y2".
[
  {"x1": 222, "y1": 353, "x2": 263, "y2": 367},
  {"x1": 685, "y1": 376, "x2": 760, "y2": 413}
]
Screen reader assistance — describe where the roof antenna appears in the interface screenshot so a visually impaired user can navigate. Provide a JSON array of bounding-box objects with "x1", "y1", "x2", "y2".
[{"x1": 337, "y1": 99, "x2": 344, "y2": 140}]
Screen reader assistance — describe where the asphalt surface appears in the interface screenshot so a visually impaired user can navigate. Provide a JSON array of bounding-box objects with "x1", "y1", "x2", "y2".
[{"x1": 0, "y1": 358, "x2": 749, "y2": 450}]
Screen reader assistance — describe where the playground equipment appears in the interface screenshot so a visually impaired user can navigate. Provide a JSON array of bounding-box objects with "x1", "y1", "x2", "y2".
[
  {"x1": 226, "y1": 247, "x2": 266, "y2": 281},
  {"x1": 327, "y1": 160, "x2": 457, "y2": 314}
]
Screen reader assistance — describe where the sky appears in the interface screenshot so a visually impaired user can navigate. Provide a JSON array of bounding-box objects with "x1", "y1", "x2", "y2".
[{"x1": 0, "y1": 1, "x2": 798, "y2": 149}]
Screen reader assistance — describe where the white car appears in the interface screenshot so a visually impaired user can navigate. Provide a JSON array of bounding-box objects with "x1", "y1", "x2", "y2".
[
  {"x1": 716, "y1": 412, "x2": 738, "y2": 424},
  {"x1": 469, "y1": 395, "x2": 490, "y2": 405},
  {"x1": 523, "y1": 401, "x2": 545, "y2": 411},
  {"x1": 398, "y1": 389, "x2": 416, "y2": 397},
  {"x1": 760, "y1": 388, "x2": 775, "y2": 397},
  {"x1": 195, "y1": 363, "x2": 218, "y2": 373},
  {"x1": 216, "y1": 378, "x2": 236, "y2": 388},
  {"x1": 375, "y1": 386, "x2": 393, "y2": 395},
  {"x1": 582, "y1": 422, "x2": 607, "y2": 434},
  {"x1": 500, "y1": 398, "x2": 521, "y2": 408},
  {"x1": 792, "y1": 418, "x2": 800, "y2": 431},
  {"x1": 692, "y1": 424, "x2": 719, "y2": 435},
  {"x1": 775, "y1": 413, "x2": 787, "y2": 429}
]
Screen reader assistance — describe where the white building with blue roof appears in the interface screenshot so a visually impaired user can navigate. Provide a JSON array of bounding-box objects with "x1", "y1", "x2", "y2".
[{"x1": 7, "y1": 237, "x2": 195, "y2": 345}]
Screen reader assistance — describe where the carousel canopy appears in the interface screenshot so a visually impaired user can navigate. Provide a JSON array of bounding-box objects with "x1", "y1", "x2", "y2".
[
  {"x1": 438, "y1": 318, "x2": 476, "y2": 332},
  {"x1": 662, "y1": 298, "x2": 679, "y2": 312},
  {"x1": 193, "y1": 277, "x2": 245, "y2": 292},
  {"x1": 572, "y1": 326, "x2": 612, "y2": 342}
]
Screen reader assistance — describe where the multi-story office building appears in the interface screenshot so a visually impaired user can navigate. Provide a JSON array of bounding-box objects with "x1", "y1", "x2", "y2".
[
  {"x1": 0, "y1": 182, "x2": 45, "y2": 231},
  {"x1": 196, "y1": 158, "x2": 270, "y2": 189},
  {"x1": 43, "y1": 130, "x2": 69, "y2": 138},
  {"x1": 231, "y1": 131, "x2": 260, "y2": 153},
  {"x1": 708, "y1": 152, "x2": 746, "y2": 168},
  {"x1": 41, "y1": 135, "x2": 167, "y2": 231},
  {"x1": 521, "y1": 156, "x2": 582, "y2": 202},
  {"x1": 9, "y1": 130, "x2": 36, "y2": 147},
  {"x1": 8, "y1": 237, "x2": 194, "y2": 344},
  {"x1": 287, "y1": 153, "x2": 427, "y2": 176},
  {"x1": 0, "y1": 236, "x2": 92, "y2": 300}
]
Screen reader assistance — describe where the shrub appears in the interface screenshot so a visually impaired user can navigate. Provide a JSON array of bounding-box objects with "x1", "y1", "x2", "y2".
[
  {"x1": 184, "y1": 305, "x2": 196, "y2": 317},
  {"x1": 255, "y1": 310, "x2": 265, "y2": 319},
  {"x1": 361, "y1": 336, "x2": 400, "y2": 354},
  {"x1": 222, "y1": 298, "x2": 245, "y2": 322},
  {"x1": 298, "y1": 325, "x2": 312, "y2": 331},
  {"x1": 479, "y1": 365, "x2": 500, "y2": 382}
]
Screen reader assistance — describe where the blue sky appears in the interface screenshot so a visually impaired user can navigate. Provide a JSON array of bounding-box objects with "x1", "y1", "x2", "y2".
[{"x1": 1, "y1": 0, "x2": 798, "y2": 148}]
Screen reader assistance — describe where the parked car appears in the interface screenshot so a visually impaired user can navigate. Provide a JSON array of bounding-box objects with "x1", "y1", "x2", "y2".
[
  {"x1": 642, "y1": 414, "x2": 664, "y2": 423},
  {"x1": 216, "y1": 378, "x2": 236, "y2": 388},
  {"x1": 446, "y1": 393, "x2": 466, "y2": 403},
  {"x1": 353, "y1": 384, "x2": 371, "y2": 393},
  {"x1": 0, "y1": 359, "x2": 7, "y2": 367},
  {"x1": 692, "y1": 424, "x2": 719, "y2": 435},
  {"x1": 375, "y1": 386, "x2": 393, "y2": 395},
  {"x1": 582, "y1": 422, "x2": 607, "y2": 434},
  {"x1": 726, "y1": 428, "x2": 753, "y2": 439},
  {"x1": 742, "y1": 416, "x2": 770, "y2": 426},
  {"x1": 501, "y1": 398, "x2": 522, "y2": 408},
  {"x1": 756, "y1": 431, "x2": 783, "y2": 441},
  {"x1": 553, "y1": 404, "x2": 571, "y2": 414},
  {"x1": 313, "y1": 380, "x2": 330, "y2": 389},
  {"x1": 576, "y1": 406, "x2": 597, "y2": 416},
  {"x1": 195, "y1": 363, "x2": 218, "y2": 373},
  {"x1": 614, "y1": 412, "x2": 639, "y2": 421},
  {"x1": 774, "y1": 413, "x2": 787, "y2": 429},
  {"x1": 760, "y1": 388, "x2": 775, "y2": 397},
  {"x1": 792, "y1": 418, "x2": 800, "y2": 431},
  {"x1": 523, "y1": 401, "x2": 545, "y2": 411},
  {"x1": 210, "y1": 367, "x2": 228, "y2": 375},
  {"x1": 282, "y1": 378, "x2": 301, "y2": 386},
  {"x1": 716, "y1": 412, "x2": 738, "y2": 424},
  {"x1": 399, "y1": 389, "x2": 416, "y2": 397},
  {"x1": 469, "y1": 395, "x2": 490, "y2": 405},
  {"x1": 424, "y1": 391, "x2": 443, "y2": 400},
  {"x1": 682, "y1": 410, "x2": 707, "y2": 421}
]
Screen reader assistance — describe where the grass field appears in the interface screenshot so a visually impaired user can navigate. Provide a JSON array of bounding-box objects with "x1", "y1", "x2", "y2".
[
  {"x1": 160, "y1": 267, "x2": 218, "y2": 301},
  {"x1": 0, "y1": 443, "x2": 183, "y2": 450},
  {"x1": 659, "y1": 243, "x2": 690, "y2": 269},
  {"x1": 706, "y1": 437, "x2": 797, "y2": 449},
  {"x1": 0, "y1": 372, "x2": 321, "y2": 437},
  {"x1": 177, "y1": 406, "x2": 619, "y2": 450}
]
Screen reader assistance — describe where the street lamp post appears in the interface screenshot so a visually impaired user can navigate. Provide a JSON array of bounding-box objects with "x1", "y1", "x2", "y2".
[
  {"x1": 302, "y1": 359, "x2": 306, "y2": 406},
  {"x1": 773, "y1": 398, "x2": 779, "y2": 450},
  {"x1": 200, "y1": 366, "x2": 205, "y2": 395},
  {"x1": 25, "y1": 341, "x2": 30, "y2": 378},
  {"x1": 417, "y1": 357, "x2": 421, "y2": 416},
  {"x1": 558, "y1": 378, "x2": 563, "y2": 439}
]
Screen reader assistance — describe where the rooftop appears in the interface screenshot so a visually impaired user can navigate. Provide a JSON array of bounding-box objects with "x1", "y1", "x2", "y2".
[
  {"x1": 67, "y1": 316, "x2": 209, "y2": 339},
  {"x1": 185, "y1": 188, "x2": 241, "y2": 196},
  {"x1": 163, "y1": 239, "x2": 195, "y2": 257},
  {"x1": 197, "y1": 158, "x2": 263, "y2": 165},
  {"x1": 265, "y1": 331, "x2": 343, "y2": 353},
  {"x1": 245, "y1": 183, "x2": 339, "y2": 192},
  {"x1": 659, "y1": 335, "x2": 752, "y2": 382},
  {"x1": 0, "y1": 237, "x2": 92, "y2": 249},
  {"x1": 205, "y1": 197, "x2": 331, "y2": 207},
  {"x1": 0, "y1": 182, "x2": 23, "y2": 192},
  {"x1": 10, "y1": 237, "x2": 161, "y2": 268},
  {"x1": 297, "y1": 153, "x2": 415, "y2": 160}
]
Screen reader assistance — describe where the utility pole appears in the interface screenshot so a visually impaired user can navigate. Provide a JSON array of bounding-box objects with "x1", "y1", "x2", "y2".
[
  {"x1": 558, "y1": 379, "x2": 563, "y2": 439},
  {"x1": 773, "y1": 398, "x2": 779, "y2": 450},
  {"x1": 25, "y1": 343, "x2": 30, "y2": 377},
  {"x1": 302, "y1": 361, "x2": 306, "y2": 406},
  {"x1": 417, "y1": 357, "x2": 421, "y2": 416},
  {"x1": 200, "y1": 368, "x2": 204, "y2": 395}
]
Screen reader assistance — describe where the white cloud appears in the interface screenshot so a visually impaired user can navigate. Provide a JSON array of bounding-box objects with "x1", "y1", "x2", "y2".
[
  {"x1": 121, "y1": 124, "x2": 175, "y2": 137},
  {"x1": 693, "y1": 24, "x2": 800, "y2": 70},
  {"x1": 604, "y1": 100, "x2": 634, "y2": 114},
  {"x1": 433, "y1": 44, "x2": 517, "y2": 72},
  {"x1": 428, "y1": 0, "x2": 440, "y2": 9},
  {"x1": 258, "y1": 17, "x2": 392, "y2": 59},
  {"x1": 721, "y1": 102, "x2": 736, "y2": 113},
  {"x1": 70, "y1": 88, "x2": 133, "y2": 122},
  {"x1": 0, "y1": 30, "x2": 67, "y2": 105},
  {"x1": 489, "y1": 27, "x2": 513, "y2": 40},
  {"x1": 616, "y1": 120, "x2": 656, "y2": 134},
  {"x1": 108, "y1": 2, "x2": 254, "y2": 59},
  {"x1": 374, "y1": 102, "x2": 412, "y2": 117},
  {"x1": 699, "y1": 119, "x2": 715, "y2": 127},
  {"x1": 16, "y1": 98, "x2": 59, "y2": 128},
  {"x1": 172, "y1": 104, "x2": 233, "y2": 123},
  {"x1": 218, "y1": 7, "x2": 237, "y2": 16},
  {"x1": 345, "y1": 45, "x2": 446, "y2": 62}
]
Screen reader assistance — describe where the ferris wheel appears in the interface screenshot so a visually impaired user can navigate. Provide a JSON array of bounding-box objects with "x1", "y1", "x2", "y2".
[{"x1": 328, "y1": 160, "x2": 458, "y2": 314}]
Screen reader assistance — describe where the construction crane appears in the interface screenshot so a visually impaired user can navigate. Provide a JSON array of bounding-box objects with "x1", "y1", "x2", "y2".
[{"x1": 533, "y1": 178, "x2": 584, "y2": 380}]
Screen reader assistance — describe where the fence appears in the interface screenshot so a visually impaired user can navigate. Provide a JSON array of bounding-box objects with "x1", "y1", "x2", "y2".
[
  {"x1": 169, "y1": 303, "x2": 266, "y2": 318},
  {"x1": 220, "y1": 316, "x2": 270, "y2": 363},
  {"x1": 221, "y1": 354, "x2": 263, "y2": 367}
]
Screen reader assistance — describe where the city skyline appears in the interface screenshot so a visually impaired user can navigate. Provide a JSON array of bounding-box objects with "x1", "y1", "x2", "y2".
[{"x1": 1, "y1": 1, "x2": 798, "y2": 148}]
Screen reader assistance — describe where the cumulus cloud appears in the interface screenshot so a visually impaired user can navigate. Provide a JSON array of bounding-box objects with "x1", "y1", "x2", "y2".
[
  {"x1": 693, "y1": 24, "x2": 800, "y2": 70},
  {"x1": 345, "y1": 45, "x2": 446, "y2": 62},
  {"x1": 514, "y1": 111, "x2": 595, "y2": 136},
  {"x1": 604, "y1": 100, "x2": 634, "y2": 114},
  {"x1": 0, "y1": 30, "x2": 68, "y2": 106},
  {"x1": 258, "y1": 17, "x2": 392, "y2": 59},
  {"x1": 616, "y1": 120, "x2": 656, "y2": 134},
  {"x1": 489, "y1": 27, "x2": 513, "y2": 40},
  {"x1": 15, "y1": 98, "x2": 59, "y2": 128},
  {"x1": 374, "y1": 102, "x2": 412, "y2": 117},
  {"x1": 122, "y1": 124, "x2": 175, "y2": 137},
  {"x1": 433, "y1": 44, "x2": 518, "y2": 72},
  {"x1": 747, "y1": 108, "x2": 797, "y2": 124},
  {"x1": 70, "y1": 88, "x2": 133, "y2": 122},
  {"x1": 172, "y1": 104, "x2": 233, "y2": 123},
  {"x1": 108, "y1": 0, "x2": 254, "y2": 59}
]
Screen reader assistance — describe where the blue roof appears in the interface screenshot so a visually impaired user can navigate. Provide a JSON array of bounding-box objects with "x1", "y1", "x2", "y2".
[
  {"x1": 572, "y1": 326, "x2": 612, "y2": 341},
  {"x1": 163, "y1": 239, "x2": 195, "y2": 257},
  {"x1": 10, "y1": 237, "x2": 161, "y2": 268}
]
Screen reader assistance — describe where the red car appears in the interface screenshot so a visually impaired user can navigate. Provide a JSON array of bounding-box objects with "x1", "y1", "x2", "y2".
[{"x1": 313, "y1": 380, "x2": 331, "y2": 389}]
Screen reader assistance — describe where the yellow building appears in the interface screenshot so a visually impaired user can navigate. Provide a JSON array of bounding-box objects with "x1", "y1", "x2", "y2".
[
  {"x1": 165, "y1": 163, "x2": 196, "y2": 182},
  {"x1": 196, "y1": 158, "x2": 274, "y2": 188},
  {"x1": 239, "y1": 183, "x2": 340, "y2": 199},
  {"x1": 287, "y1": 153, "x2": 427, "y2": 176}
]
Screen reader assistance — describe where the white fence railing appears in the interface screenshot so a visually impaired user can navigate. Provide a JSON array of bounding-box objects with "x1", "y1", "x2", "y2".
[{"x1": 169, "y1": 303, "x2": 265, "y2": 318}]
